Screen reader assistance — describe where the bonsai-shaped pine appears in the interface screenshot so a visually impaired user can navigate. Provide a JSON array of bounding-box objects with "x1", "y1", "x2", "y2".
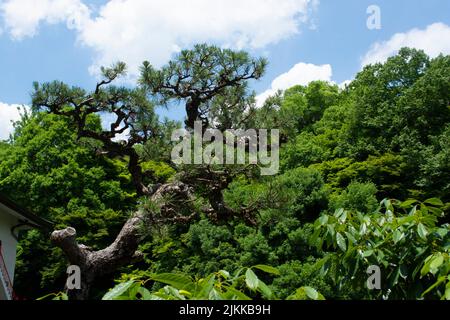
[{"x1": 32, "y1": 44, "x2": 267, "y2": 299}]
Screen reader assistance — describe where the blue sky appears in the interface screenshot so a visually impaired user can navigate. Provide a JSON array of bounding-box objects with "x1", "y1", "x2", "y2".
[{"x1": 0, "y1": 0, "x2": 449, "y2": 139}]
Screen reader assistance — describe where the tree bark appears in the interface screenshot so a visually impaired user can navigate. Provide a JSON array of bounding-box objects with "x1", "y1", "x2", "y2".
[{"x1": 50, "y1": 181, "x2": 192, "y2": 300}]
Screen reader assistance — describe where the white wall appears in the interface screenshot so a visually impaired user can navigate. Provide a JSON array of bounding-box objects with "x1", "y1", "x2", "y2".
[{"x1": 0, "y1": 209, "x2": 18, "y2": 284}]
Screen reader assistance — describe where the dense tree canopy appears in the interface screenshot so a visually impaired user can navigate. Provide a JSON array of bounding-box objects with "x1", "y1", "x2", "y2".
[
  {"x1": 0, "y1": 111, "x2": 136, "y2": 297},
  {"x1": 0, "y1": 47, "x2": 448, "y2": 300}
]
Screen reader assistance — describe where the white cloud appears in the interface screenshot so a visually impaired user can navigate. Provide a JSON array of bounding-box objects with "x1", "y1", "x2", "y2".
[
  {"x1": 0, "y1": 0, "x2": 90, "y2": 39},
  {"x1": 338, "y1": 79, "x2": 351, "y2": 90},
  {"x1": 0, "y1": 102, "x2": 28, "y2": 140},
  {"x1": 1, "y1": 0, "x2": 318, "y2": 78},
  {"x1": 256, "y1": 62, "x2": 332, "y2": 107},
  {"x1": 362, "y1": 22, "x2": 450, "y2": 67}
]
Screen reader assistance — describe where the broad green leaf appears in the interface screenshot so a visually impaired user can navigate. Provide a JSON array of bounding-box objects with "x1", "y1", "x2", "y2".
[
  {"x1": 151, "y1": 273, "x2": 195, "y2": 292},
  {"x1": 363, "y1": 250, "x2": 374, "y2": 258},
  {"x1": 429, "y1": 254, "x2": 444, "y2": 271},
  {"x1": 148, "y1": 294, "x2": 166, "y2": 300},
  {"x1": 348, "y1": 225, "x2": 358, "y2": 235},
  {"x1": 397, "y1": 216, "x2": 415, "y2": 225},
  {"x1": 445, "y1": 286, "x2": 450, "y2": 300},
  {"x1": 393, "y1": 229, "x2": 404, "y2": 244},
  {"x1": 257, "y1": 280, "x2": 273, "y2": 299},
  {"x1": 316, "y1": 215, "x2": 328, "y2": 227},
  {"x1": 424, "y1": 198, "x2": 444, "y2": 207},
  {"x1": 382, "y1": 199, "x2": 394, "y2": 212},
  {"x1": 196, "y1": 275, "x2": 216, "y2": 299},
  {"x1": 408, "y1": 206, "x2": 417, "y2": 216},
  {"x1": 417, "y1": 223, "x2": 428, "y2": 240},
  {"x1": 336, "y1": 232, "x2": 347, "y2": 252},
  {"x1": 164, "y1": 286, "x2": 186, "y2": 300},
  {"x1": 362, "y1": 216, "x2": 371, "y2": 226},
  {"x1": 218, "y1": 270, "x2": 230, "y2": 279},
  {"x1": 345, "y1": 231, "x2": 357, "y2": 245},
  {"x1": 231, "y1": 267, "x2": 245, "y2": 281},
  {"x1": 245, "y1": 268, "x2": 259, "y2": 290},
  {"x1": 400, "y1": 199, "x2": 418, "y2": 208},
  {"x1": 179, "y1": 290, "x2": 192, "y2": 297},
  {"x1": 360, "y1": 223, "x2": 367, "y2": 236},
  {"x1": 150, "y1": 291, "x2": 174, "y2": 300},
  {"x1": 209, "y1": 288, "x2": 224, "y2": 300},
  {"x1": 428, "y1": 206, "x2": 444, "y2": 217},
  {"x1": 310, "y1": 228, "x2": 321, "y2": 248},
  {"x1": 224, "y1": 286, "x2": 252, "y2": 300},
  {"x1": 421, "y1": 255, "x2": 433, "y2": 277},
  {"x1": 102, "y1": 280, "x2": 135, "y2": 300},
  {"x1": 435, "y1": 228, "x2": 449, "y2": 238},
  {"x1": 252, "y1": 264, "x2": 280, "y2": 275},
  {"x1": 51, "y1": 293, "x2": 68, "y2": 300},
  {"x1": 338, "y1": 211, "x2": 347, "y2": 223},
  {"x1": 288, "y1": 287, "x2": 325, "y2": 300},
  {"x1": 334, "y1": 208, "x2": 344, "y2": 219},
  {"x1": 138, "y1": 287, "x2": 152, "y2": 300},
  {"x1": 327, "y1": 224, "x2": 336, "y2": 238},
  {"x1": 304, "y1": 287, "x2": 319, "y2": 300},
  {"x1": 286, "y1": 288, "x2": 307, "y2": 300}
]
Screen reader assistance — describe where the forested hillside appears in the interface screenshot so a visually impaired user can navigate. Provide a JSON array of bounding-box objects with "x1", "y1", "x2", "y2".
[{"x1": 0, "y1": 46, "x2": 448, "y2": 300}]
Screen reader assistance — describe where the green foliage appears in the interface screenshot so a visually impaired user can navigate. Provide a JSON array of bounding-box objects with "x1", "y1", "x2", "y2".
[
  {"x1": 310, "y1": 198, "x2": 449, "y2": 299},
  {"x1": 0, "y1": 112, "x2": 136, "y2": 297},
  {"x1": 8, "y1": 47, "x2": 450, "y2": 300},
  {"x1": 99, "y1": 266, "x2": 324, "y2": 301},
  {"x1": 281, "y1": 132, "x2": 331, "y2": 169},
  {"x1": 329, "y1": 181, "x2": 378, "y2": 214},
  {"x1": 280, "y1": 81, "x2": 339, "y2": 135},
  {"x1": 287, "y1": 286, "x2": 325, "y2": 300},
  {"x1": 420, "y1": 252, "x2": 450, "y2": 300},
  {"x1": 417, "y1": 125, "x2": 450, "y2": 201},
  {"x1": 311, "y1": 154, "x2": 409, "y2": 199},
  {"x1": 140, "y1": 160, "x2": 176, "y2": 183},
  {"x1": 274, "y1": 167, "x2": 329, "y2": 221},
  {"x1": 140, "y1": 43, "x2": 267, "y2": 130},
  {"x1": 271, "y1": 260, "x2": 334, "y2": 299},
  {"x1": 140, "y1": 44, "x2": 267, "y2": 104},
  {"x1": 344, "y1": 49, "x2": 449, "y2": 163},
  {"x1": 37, "y1": 292, "x2": 69, "y2": 301}
]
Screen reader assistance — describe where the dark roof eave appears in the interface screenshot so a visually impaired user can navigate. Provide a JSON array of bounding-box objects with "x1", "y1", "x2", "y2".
[{"x1": 0, "y1": 193, "x2": 54, "y2": 231}]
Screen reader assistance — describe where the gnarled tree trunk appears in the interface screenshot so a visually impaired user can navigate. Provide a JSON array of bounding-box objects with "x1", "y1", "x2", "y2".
[{"x1": 51, "y1": 182, "x2": 193, "y2": 300}]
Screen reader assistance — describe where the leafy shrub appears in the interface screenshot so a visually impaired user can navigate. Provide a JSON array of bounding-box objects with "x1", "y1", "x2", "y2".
[
  {"x1": 310, "y1": 198, "x2": 449, "y2": 299},
  {"x1": 329, "y1": 181, "x2": 378, "y2": 214},
  {"x1": 99, "y1": 265, "x2": 324, "y2": 301},
  {"x1": 275, "y1": 167, "x2": 329, "y2": 221}
]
